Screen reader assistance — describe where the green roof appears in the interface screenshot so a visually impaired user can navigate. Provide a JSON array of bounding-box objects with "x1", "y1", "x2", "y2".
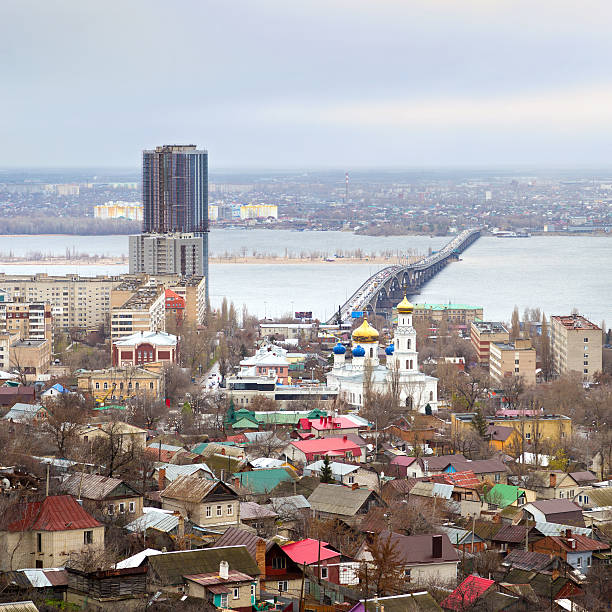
[
  {"x1": 485, "y1": 484, "x2": 525, "y2": 508},
  {"x1": 253, "y1": 409, "x2": 327, "y2": 426},
  {"x1": 233, "y1": 468, "x2": 295, "y2": 494},
  {"x1": 232, "y1": 417, "x2": 260, "y2": 429}
]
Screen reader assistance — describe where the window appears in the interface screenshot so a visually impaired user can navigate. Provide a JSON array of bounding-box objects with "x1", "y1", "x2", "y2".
[
  {"x1": 320, "y1": 567, "x2": 328, "y2": 579},
  {"x1": 95, "y1": 382, "x2": 100, "y2": 389},
  {"x1": 515, "y1": 359, "x2": 519, "y2": 364},
  {"x1": 525, "y1": 432, "x2": 531, "y2": 439},
  {"x1": 584, "y1": 495, "x2": 589, "y2": 504},
  {"x1": 150, "y1": 382, "x2": 154, "y2": 389},
  {"x1": 278, "y1": 581, "x2": 288, "y2": 592},
  {"x1": 216, "y1": 505, "x2": 222, "y2": 516},
  {"x1": 84, "y1": 530, "x2": 93, "y2": 545},
  {"x1": 219, "y1": 594, "x2": 228, "y2": 608},
  {"x1": 576, "y1": 557, "x2": 582, "y2": 567},
  {"x1": 272, "y1": 557, "x2": 286, "y2": 569},
  {"x1": 232, "y1": 587, "x2": 240, "y2": 600},
  {"x1": 347, "y1": 476, "x2": 355, "y2": 484},
  {"x1": 584, "y1": 361, "x2": 589, "y2": 366},
  {"x1": 584, "y1": 337, "x2": 589, "y2": 343},
  {"x1": 587, "y1": 556, "x2": 592, "y2": 567},
  {"x1": 108, "y1": 504, "x2": 115, "y2": 515},
  {"x1": 227, "y1": 504, "x2": 233, "y2": 515},
  {"x1": 584, "y1": 369, "x2": 588, "y2": 374},
  {"x1": 37, "y1": 532, "x2": 42, "y2": 553},
  {"x1": 514, "y1": 367, "x2": 520, "y2": 373},
  {"x1": 401, "y1": 568, "x2": 411, "y2": 581},
  {"x1": 206, "y1": 505, "x2": 212, "y2": 517},
  {"x1": 251, "y1": 584, "x2": 256, "y2": 598},
  {"x1": 578, "y1": 495, "x2": 583, "y2": 503},
  {"x1": 119, "y1": 502, "x2": 125, "y2": 513},
  {"x1": 129, "y1": 501, "x2": 136, "y2": 513},
  {"x1": 495, "y1": 473, "x2": 501, "y2": 483}
]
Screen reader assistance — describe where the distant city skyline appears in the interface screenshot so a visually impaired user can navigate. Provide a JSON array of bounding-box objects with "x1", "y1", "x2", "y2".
[{"x1": 2, "y1": 1, "x2": 612, "y2": 168}]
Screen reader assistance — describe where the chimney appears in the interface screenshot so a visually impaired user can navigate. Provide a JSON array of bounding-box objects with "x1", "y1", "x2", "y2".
[
  {"x1": 343, "y1": 435, "x2": 347, "y2": 442},
  {"x1": 550, "y1": 473, "x2": 556, "y2": 488},
  {"x1": 565, "y1": 529, "x2": 572, "y2": 538},
  {"x1": 255, "y1": 538, "x2": 266, "y2": 579},
  {"x1": 175, "y1": 511, "x2": 185, "y2": 543},
  {"x1": 234, "y1": 477, "x2": 240, "y2": 489},
  {"x1": 219, "y1": 560, "x2": 229, "y2": 580},
  {"x1": 352, "y1": 482, "x2": 359, "y2": 491},
  {"x1": 568, "y1": 538, "x2": 576, "y2": 550},
  {"x1": 432, "y1": 535, "x2": 443, "y2": 559},
  {"x1": 158, "y1": 468, "x2": 166, "y2": 491}
]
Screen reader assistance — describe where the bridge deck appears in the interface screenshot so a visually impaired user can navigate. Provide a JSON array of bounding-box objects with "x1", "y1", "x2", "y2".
[{"x1": 327, "y1": 228, "x2": 481, "y2": 324}]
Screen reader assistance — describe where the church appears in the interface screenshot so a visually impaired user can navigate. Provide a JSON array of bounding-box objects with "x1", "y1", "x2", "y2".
[{"x1": 326, "y1": 296, "x2": 438, "y2": 414}]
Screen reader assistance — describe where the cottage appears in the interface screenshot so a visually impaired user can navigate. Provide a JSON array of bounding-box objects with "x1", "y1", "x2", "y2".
[
  {"x1": 308, "y1": 483, "x2": 383, "y2": 522},
  {"x1": 282, "y1": 436, "x2": 365, "y2": 465},
  {"x1": 357, "y1": 531, "x2": 459, "y2": 585},
  {"x1": 531, "y1": 530, "x2": 609, "y2": 574},
  {"x1": 522, "y1": 499, "x2": 585, "y2": 527},
  {"x1": 216, "y1": 527, "x2": 303, "y2": 597},
  {"x1": 60, "y1": 472, "x2": 143, "y2": 518},
  {"x1": 160, "y1": 476, "x2": 240, "y2": 530},
  {"x1": 2, "y1": 403, "x2": 47, "y2": 425},
  {"x1": 0, "y1": 495, "x2": 104, "y2": 570}
]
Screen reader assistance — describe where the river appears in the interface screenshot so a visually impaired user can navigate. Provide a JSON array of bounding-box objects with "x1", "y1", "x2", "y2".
[{"x1": 0, "y1": 231, "x2": 609, "y2": 324}]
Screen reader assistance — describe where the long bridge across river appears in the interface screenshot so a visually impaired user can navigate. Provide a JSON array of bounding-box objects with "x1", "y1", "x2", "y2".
[{"x1": 328, "y1": 228, "x2": 481, "y2": 324}]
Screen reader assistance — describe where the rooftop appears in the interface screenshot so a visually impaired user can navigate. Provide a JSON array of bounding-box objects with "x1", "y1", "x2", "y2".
[
  {"x1": 472, "y1": 321, "x2": 508, "y2": 334},
  {"x1": 552, "y1": 314, "x2": 600, "y2": 331},
  {"x1": 282, "y1": 539, "x2": 339, "y2": 565}
]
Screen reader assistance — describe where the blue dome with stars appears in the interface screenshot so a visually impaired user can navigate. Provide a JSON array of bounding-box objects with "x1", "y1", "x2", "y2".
[
  {"x1": 385, "y1": 344, "x2": 395, "y2": 355},
  {"x1": 352, "y1": 345, "x2": 366, "y2": 357},
  {"x1": 333, "y1": 342, "x2": 346, "y2": 355}
]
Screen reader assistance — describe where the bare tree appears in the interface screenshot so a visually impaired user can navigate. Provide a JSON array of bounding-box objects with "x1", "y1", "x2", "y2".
[{"x1": 44, "y1": 393, "x2": 88, "y2": 458}]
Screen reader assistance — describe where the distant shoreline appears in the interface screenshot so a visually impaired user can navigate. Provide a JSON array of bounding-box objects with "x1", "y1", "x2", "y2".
[{"x1": 0, "y1": 255, "x2": 422, "y2": 266}]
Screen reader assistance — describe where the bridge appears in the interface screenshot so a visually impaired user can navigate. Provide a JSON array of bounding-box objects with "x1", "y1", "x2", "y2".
[{"x1": 328, "y1": 228, "x2": 481, "y2": 324}]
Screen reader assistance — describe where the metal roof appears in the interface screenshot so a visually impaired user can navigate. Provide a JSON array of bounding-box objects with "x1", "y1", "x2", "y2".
[
  {"x1": 308, "y1": 483, "x2": 377, "y2": 516},
  {"x1": 60, "y1": 472, "x2": 133, "y2": 500},
  {"x1": 155, "y1": 462, "x2": 213, "y2": 482},
  {"x1": 161, "y1": 476, "x2": 233, "y2": 503},
  {"x1": 534, "y1": 521, "x2": 592, "y2": 537}
]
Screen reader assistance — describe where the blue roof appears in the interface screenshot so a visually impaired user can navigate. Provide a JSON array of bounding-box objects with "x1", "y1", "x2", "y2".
[
  {"x1": 385, "y1": 344, "x2": 395, "y2": 355},
  {"x1": 352, "y1": 345, "x2": 365, "y2": 357},
  {"x1": 333, "y1": 343, "x2": 346, "y2": 355}
]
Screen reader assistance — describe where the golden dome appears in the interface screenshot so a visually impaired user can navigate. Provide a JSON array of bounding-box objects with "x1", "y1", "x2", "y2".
[
  {"x1": 396, "y1": 295, "x2": 414, "y2": 314},
  {"x1": 352, "y1": 318, "x2": 379, "y2": 343}
]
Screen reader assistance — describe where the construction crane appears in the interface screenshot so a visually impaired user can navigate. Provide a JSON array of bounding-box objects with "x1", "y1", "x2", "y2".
[{"x1": 95, "y1": 383, "x2": 116, "y2": 407}]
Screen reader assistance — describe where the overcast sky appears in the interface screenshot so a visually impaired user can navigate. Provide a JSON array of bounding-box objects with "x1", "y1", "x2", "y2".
[{"x1": 2, "y1": 0, "x2": 612, "y2": 169}]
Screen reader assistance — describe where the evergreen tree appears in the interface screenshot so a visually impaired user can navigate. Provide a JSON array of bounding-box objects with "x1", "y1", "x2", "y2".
[
  {"x1": 471, "y1": 406, "x2": 488, "y2": 439},
  {"x1": 320, "y1": 455, "x2": 334, "y2": 483}
]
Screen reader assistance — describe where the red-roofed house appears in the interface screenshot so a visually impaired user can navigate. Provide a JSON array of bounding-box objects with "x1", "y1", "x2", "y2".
[
  {"x1": 0, "y1": 495, "x2": 104, "y2": 570},
  {"x1": 282, "y1": 436, "x2": 365, "y2": 464},
  {"x1": 441, "y1": 574, "x2": 495, "y2": 610},
  {"x1": 299, "y1": 416, "x2": 367, "y2": 439},
  {"x1": 532, "y1": 531, "x2": 610, "y2": 573},
  {"x1": 165, "y1": 289, "x2": 186, "y2": 325},
  {"x1": 281, "y1": 539, "x2": 345, "y2": 584},
  {"x1": 435, "y1": 470, "x2": 481, "y2": 489},
  {"x1": 388, "y1": 455, "x2": 425, "y2": 478}
]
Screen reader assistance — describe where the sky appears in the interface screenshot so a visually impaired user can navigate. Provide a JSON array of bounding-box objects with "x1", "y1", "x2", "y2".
[{"x1": 2, "y1": 0, "x2": 612, "y2": 169}]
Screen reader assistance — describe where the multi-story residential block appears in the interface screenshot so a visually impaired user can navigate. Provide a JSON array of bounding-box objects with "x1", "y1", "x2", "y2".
[
  {"x1": 128, "y1": 232, "x2": 206, "y2": 279},
  {"x1": 412, "y1": 303, "x2": 483, "y2": 334},
  {"x1": 470, "y1": 321, "x2": 510, "y2": 365},
  {"x1": 0, "y1": 273, "x2": 121, "y2": 332},
  {"x1": 551, "y1": 314, "x2": 602, "y2": 381},
  {"x1": 239, "y1": 204, "x2": 278, "y2": 219},
  {"x1": 94, "y1": 201, "x2": 143, "y2": 221},
  {"x1": 489, "y1": 338, "x2": 536, "y2": 386},
  {"x1": 110, "y1": 285, "x2": 165, "y2": 344},
  {"x1": 0, "y1": 302, "x2": 52, "y2": 342}
]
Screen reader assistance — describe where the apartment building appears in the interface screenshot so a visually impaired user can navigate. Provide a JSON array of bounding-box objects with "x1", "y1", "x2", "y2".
[
  {"x1": 470, "y1": 321, "x2": 510, "y2": 365},
  {"x1": 489, "y1": 338, "x2": 537, "y2": 386},
  {"x1": 413, "y1": 303, "x2": 483, "y2": 333},
  {"x1": 112, "y1": 275, "x2": 206, "y2": 327},
  {"x1": 1, "y1": 302, "x2": 52, "y2": 342},
  {"x1": 0, "y1": 274, "x2": 122, "y2": 332},
  {"x1": 110, "y1": 286, "x2": 165, "y2": 344},
  {"x1": 551, "y1": 315, "x2": 602, "y2": 381}
]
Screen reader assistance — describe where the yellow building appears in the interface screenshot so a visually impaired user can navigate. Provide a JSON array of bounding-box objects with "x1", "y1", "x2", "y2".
[
  {"x1": 10, "y1": 339, "x2": 51, "y2": 382},
  {"x1": 77, "y1": 366, "x2": 163, "y2": 402},
  {"x1": 489, "y1": 338, "x2": 536, "y2": 386},
  {"x1": 239, "y1": 204, "x2": 278, "y2": 220},
  {"x1": 94, "y1": 201, "x2": 143, "y2": 221},
  {"x1": 451, "y1": 412, "x2": 572, "y2": 447},
  {"x1": 75, "y1": 421, "x2": 148, "y2": 451}
]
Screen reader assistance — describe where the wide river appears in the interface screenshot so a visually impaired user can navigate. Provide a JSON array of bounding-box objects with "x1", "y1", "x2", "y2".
[{"x1": 0, "y1": 230, "x2": 609, "y2": 324}]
